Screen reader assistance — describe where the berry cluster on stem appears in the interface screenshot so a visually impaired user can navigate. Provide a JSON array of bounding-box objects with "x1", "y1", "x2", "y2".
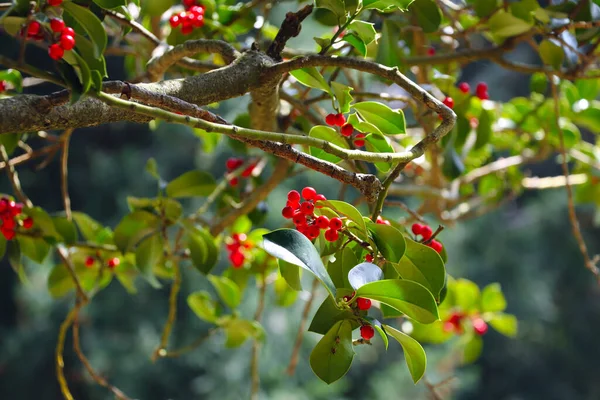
[
  {"x1": 443, "y1": 311, "x2": 488, "y2": 336},
  {"x1": 325, "y1": 113, "x2": 366, "y2": 147},
  {"x1": 225, "y1": 233, "x2": 252, "y2": 268},
  {"x1": 0, "y1": 197, "x2": 31, "y2": 240},
  {"x1": 225, "y1": 157, "x2": 256, "y2": 187},
  {"x1": 85, "y1": 255, "x2": 120, "y2": 269},
  {"x1": 457, "y1": 81, "x2": 489, "y2": 100},
  {"x1": 169, "y1": 1, "x2": 206, "y2": 35},
  {"x1": 411, "y1": 223, "x2": 443, "y2": 253},
  {"x1": 281, "y1": 187, "x2": 341, "y2": 241}
]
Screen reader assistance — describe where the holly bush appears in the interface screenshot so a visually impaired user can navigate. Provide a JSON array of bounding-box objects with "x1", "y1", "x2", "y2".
[{"x1": 0, "y1": 0, "x2": 599, "y2": 398}]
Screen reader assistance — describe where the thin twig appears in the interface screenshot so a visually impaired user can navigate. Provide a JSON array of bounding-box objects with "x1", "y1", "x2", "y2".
[
  {"x1": 287, "y1": 278, "x2": 319, "y2": 376},
  {"x1": 55, "y1": 304, "x2": 81, "y2": 400},
  {"x1": 159, "y1": 328, "x2": 219, "y2": 358},
  {"x1": 56, "y1": 246, "x2": 89, "y2": 302},
  {"x1": 250, "y1": 272, "x2": 267, "y2": 400},
  {"x1": 0, "y1": 145, "x2": 33, "y2": 207},
  {"x1": 60, "y1": 129, "x2": 73, "y2": 221},
  {"x1": 152, "y1": 262, "x2": 182, "y2": 361}
]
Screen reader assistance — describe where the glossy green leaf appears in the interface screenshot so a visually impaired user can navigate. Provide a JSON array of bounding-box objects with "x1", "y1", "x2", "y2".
[
  {"x1": 539, "y1": 39, "x2": 564, "y2": 69},
  {"x1": 279, "y1": 260, "x2": 302, "y2": 291},
  {"x1": 353, "y1": 102, "x2": 406, "y2": 135},
  {"x1": 331, "y1": 82, "x2": 354, "y2": 114},
  {"x1": 348, "y1": 20, "x2": 377, "y2": 44},
  {"x1": 321, "y1": 200, "x2": 367, "y2": 234},
  {"x1": 134, "y1": 233, "x2": 162, "y2": 288},
  {"x1": 488, "y1": 10, "x2": 533, "y2": 39},
  {"x1": 73, "y1": 33, "x2": 107, "y2": 78},
  {"x1": 441, "y1": 148, "x2": 465, "y2": 180},
  {"x1": 356, "y1": 280, "x2": 439, "y2": 323},
  {"x1": 208, "y1": 275, "x2": 241, "y2": 309},
  {"x1": 368, "y1": 222, "x2": 406, "y2": 263},
  {"x1": 7, "y1": 240, "x2": 27, "y2": 283},
  {"x1": 186, "y1": 227, "x2": 219, "y2": 275},
  {"x1": 315, "y1": 0, "x2": 346, "y2": 20},
  {"x1": 474, "y1": 0, "x2": 499, "y2": 17},
  {"x1": 480, "y1": 283, "x2": 507, "y2": 312},
  {"x1": 373, "y1": 321, "x2": 389, "y2": 350},
  {"x1": 412, "y1": 0, "x2": 441, "y2": 33},
  {"x1": 362, "y1": 0, "x2": 415, "y2": 11},
  {"x1": 62, "y1": 1, "x2": 107, "y2": 58},
  {"x1": 375, "y1": 20, "x2": 403, "y2": 67},
  {"x1": 309, "y1": 295, "x2": 356, "y2": 334},
  {"x1": 394, "y1": 237, "x2": 445, "y2": 299},
  {"x1": 365, "y1": 132, "x2": 395, "y2": 172},
  {"x1": 263, "y1": 229, "x2": 336, "y2": 298},
  {"x1": 187, "y1": 291, "x2": 218, "y2": 323},
  {"x1": 384, "y1": 325, "x2": 427, "y2": 383},
  {"x1": 348, "y1": 262, "x2": 383, "y2": 290},
  {"x1": 290, "y1": 67, "x2": 331, "y2": 93},
  {"x1": 309, "y1": 125, "x2": 348, "y2": 164},
  {"x1": 489, "y1": 313, "x2": 518, "y2": 337},
  {"x1": 166, "y1": 170, "x2": 216, "y2": 198},
  {"x1": 113, "y1": 211, "x2": 160, "y2": 253},
  {"x1": 310, "y1": 320, "x2": 354, "y2": 384}
]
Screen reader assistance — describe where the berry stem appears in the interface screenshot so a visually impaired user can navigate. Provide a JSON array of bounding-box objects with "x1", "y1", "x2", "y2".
[{"x1": 422, "y1": 225, "x2": 445, "y2": 245}]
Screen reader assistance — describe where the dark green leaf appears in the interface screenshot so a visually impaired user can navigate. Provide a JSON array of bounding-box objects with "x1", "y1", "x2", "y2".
[
  {"x1": 52, "y1": 216, "x2": 78, "y2": 245},
  {"x1": 394, "y1": 237, "x2": 446, "y2": 299},
  {"x1": 348, "y1": 262, "x2": 383, "y2": 290},
  {"x1": 310, "y1": 320, "x2": 354, "y2": 384},
  {"x1": 279, "y1": 260, "x2": 302, "y2": 291},
  {"x1": 315, "y1": 0, "x2": 346, "y2": 21},
  {"x1": 166, "y1": 170, "x2": 216, "y2": 198},
  {"x1": 488, "y1": 10, "x2": 533, "y2": 39},
  {"x1": 223, "y1": 319, "x2": 264, "y2": 348},
  {"x1": 62, "y1": 49, "x2": 92, "y2": 96},
  {"x1": 364, "y1": 132, "x2": 395, "y2": 172},
  {"x1": 412, "y1": 0, "x2": 442, "y2": 33},
  {"x1": 309, "y1": 295, "x2": 357, "y2": 334},
  {"x1": 356, "y1": 279, "x2": 439, "y2": 323},
  {"x1": 7, "y1": 240, "x2": 27, "y2": 283},
  {"x1": 375, "y1": 20, "x2": 403, "y2": 67},
  {"x1": 72, "y1": 212, "x2": 104, "y2": 241},
  {"x1": 0, "y1": 236, "x2": 6, "y2": 259},
  {"x1": 186, "y1": 227, "x2": 219, "y2": 275},
  {"x1": 92, "y1": 0, "x2": 128, "y2": 9},
  {"x1": 113, "y1": 211, "x2": 160, "y2": 253},
  {"x1": 475, "y1": 108, "x2": 493, "y2": 149},
  {"x1": 17, "y1": 236, "x2": 50, "y2": 264},
  {"x1": 62, "y1": 1, "x2": 107, "y2": 58},
  {"x1": 263, "y1": 229, "x2": 336, "y2": 298},
  {"x1": 368, "y1": 222, "x2": 406, "y2": 263},
  {"x1": 473, "y1": 0, "x2": 498, "y2": 17},
  {"x1": 384, "y1": 324, "x2": 427, "y2": 383},
  {"x1": 348, "y1": 20, "x2": 377, "y2": 44}
]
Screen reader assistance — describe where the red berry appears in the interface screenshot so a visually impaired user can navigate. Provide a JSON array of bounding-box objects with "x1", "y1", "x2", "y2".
[
  {"x1": 286, "y1": 199, "x2": 300, "y2": 209},
  {"x1": 181, "y1": 24, "x2": 193, "y2": 35},
  {"x1": 478, "y1": 91, "x2": 489, "y2": 100},
  {"x1": 0, "y1": 199, "x2": 7, "y2": 212},
  {"x1": 307, "y1": 225, "x2": 321, "y2": 240},
  {"x1": 241, "y1": 164, "x2": 255, "y2": 177},
  {"x1": 169, "y1": 14, "x2": 181, "y2": 28},
  {"x1": 61, "y1": 27, "x2": 75, "y2": 37},
  {"x1": 107, "y1": 257, "x2": 120, "y2": 268},
  {"x1": 300, "y1": 201, "x2": 314, "y2": 215},
  {"x1": 2, "y1": 228, "x2": 15, "y2": 240},
  {"x1": 473, "y1": 318, "x2": 488, "y2": 336},
  {"x1": 448, "y1": 312, "x2": 464, "y2": 325},
  {"x1": 0, "y1": 81, "x2": 6, "y2": 92},
  {"x1": 360, "y1": 325, "x2": 375, "y2": 340},
  {"x1": 301, "y1": 186, "x2": 317, "y2": 201},
  {"x1": 458, "y1": 82, "x2": 470, "y2": 94},
  {"x1": 287, "y1": 190, "x2": 301, "y2": 203},
  {"x1": 430, "y1": 239, "x2": 443, "y2": 253},
  {"x1": 22, "y1": 217, "x2": 33, "y2": 229},
  {"x1": 229, "y1": 251, "x2": 245, "y2": 268},
  {"x1": 85, "y1": 256, "x2": 95, "y2": 267},
  {"x1": 2, "y1": 218, "x2": 15, "y2": 230},
  {"x1": 314, "y1": 194, "x2": 327, "y2": 207},
  {"x1": 476, "y1": 82, "x2": 488, "y2": 93},
  {"x1": 365, "y1": 254, "x2": 374, "y2": 263},
  {"x1": 315, "y1": 215, "x2": 330, "y2": 229},
  {"x1": 340, "y1": 123, "x2": 354, "y2": 137},
  {"x1": 357, "y1": 297, "x2": 371, "y2": 311},
  {"x1": 50, "y1": 19, "x2": 65, "y2": 33},
  {"x1": 324, "y1": 228, "x2": 339, "y2": 242},
  {"x1": 60, "y1": 35, "x2": 75, "y2": 51},
  {"x1": 189, "y1": 5, "x2": 204, "y2": 14},
  {"x1": 292, "y1": 212, "x2": 306, "y2": 226},
  {"x1": 282, "y1": 206, "x2": 294, "y2": 219},
  {"x1": 48, "y1": 43, "x2": 64, "y2": 60},
  {"x1": 191, "y1": 14, "x2": 204, "y2": 28},
  {"x1": 427, "y1": 47, "x2": 436, "y2": 56},
  {"x1": 183, "y1": 0, "x2": 196, "y2": 8},
  {"x1": 8, "y1": 201, "x2": 21, "y2": 216},
  {"x1": 27, "y1": 21, "x2": 41, "y2": 37},
  {"x1": 229, "y1": 177, "x2": 239, "y2": 186},
  {"x1": 225, "y1": 157, "x2": 242, "y2": 170},
  {"x1": 443, "y1": 97, "x2": 454, "y2": 109},
  {"x1": 325, "y1": 113, "x2": 336, "y2": 126},
  {"x1": 420, "y1": 225, "x2": 433, "y2": 240},
  {"x1": 48, "y1": 0, "x2": 63, "y2": 5},
  {"x1": 329, "y1": 217, "x2": 343, "y2": 231},
  {"x1": 411, "y1": 223, "x2": 424, "y2": 235},
  {"x1": 231, "y1": 233, "x2": 246, "y2": 242},
  {"x1": 334, "y1": 113, "x2": 346, "y2": 127},
  {"x1": 353, "y1": 133, "x2": 365, "y2": 147}
]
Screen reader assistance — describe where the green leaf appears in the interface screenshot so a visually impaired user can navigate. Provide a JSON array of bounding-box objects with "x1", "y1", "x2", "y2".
[
  {"x1": 274, "y1": 273, "x2": 298, "y2": 307},
  {"x1": 113, "y1": 211, "x2": 160, "y2": 253},
  {"x1": 315, "y1": 0, "x2": 346, "y2": 21},
  {"x1": 0, "y1": 133, "x2": 21, "y2": 156},
  {"x1": 363, "y1": 0, "x2": 415, "y2": 11},
  {"x1": 375, "y1": 20, "x2": 403, "y2": 67},
  {"x1": 7, "y1": 240, "x2": 27, "y2": 283},
  {"x1": 364, "y1": 131, "x2": 395, "y2": 172},
  {"x1": 309, "y1": 295, "x2": 357, "y2": 334},
  {"x1": 356, "y1": 280, "x2": 439, "y2": 323},
  {"x1": 208, "y1": 275, "x2": 241, "y2": 309},
  {"x1": 574, "y1": 104, "x2": 600, "y2": 133},
  {"x1": 321, "y1": 200, "x2": 367, "y2": 234},
  {"x1": 412, "y1": 0, "x2": 442, "y2": 33},
  {"x1": 530, "y1": 72, "x2": 548, "y2": 94},
  {"x1": 394, "y1": 237, "x2": 446, "y2": 299},
  {"x1": 223, "y1": 319, "x2": 264, "y2": 348},
  {"x1": 134, "y1": 233, "x2": 162, "y2": 288},
  {"x1": 17, "y1": 236, "x2": 50, "y2": 264},
  {"x1": 510, "y1": 0, "x2": 540, "y2": 23},
  {"x1": 373, "y1": 321, "x2": 389, "y2": 350},
  {"x1": 92, "y1": 0, "x2": 127, "y2": 9},
  {"x1": 539, "y1": 39, "x2": 564, "y2": 69},
  {"x1": 309, "y1": 125, "x2": 348, "y2": 164},
  {"x1": 462, "y1": 334, "x2": 483, "y2": 364},
  {"x1": 348, "y1": 262, "x2": 383, "y2": 290},
  {"x1": 331, "y1": 82, "x2": 354, "y2": 114},
  {"x1": 25, "y1": 207, "x2": 61, "y2": 239},
  {"x1": 263, "y1": 229, "x2": 336, "y2": 298},
  {"x1": 290, "y1": 67, "x2": 331, "y2": 94},
  {"x1": 62, "y1": 1, "x2": 107, "y2": 58},
  {"x1": 384, "y1": 325, "x2": 427, "y2": 383},
  {"x1": 368, "y1": 222, "x2": 406, "y2": 263},
  {"x1": 1, "y1": 17, "x2": 26, "y2": 37},
  {"x1": 474, "y1": 0, "x2": 499, "y2": 18},
  {"x1": 310, "y1": 320, "x2": 354, "y2": 384},
  {"x1": 576, "y1": 78, "x2": 600, "y2": 100},
  {"x1": 72, "y1": 212, "x2": 104, "y2": 242},
  {"x1": 145, "y1": 158, "x2": 160, "y2": 179},
  {"x1": 186, "y1": 227, "x2": 219, "y2": 275},
  {"x1": 73, "y1": 33, "x2": 107, "y2": 77},
  {"x1": 166, "y1": 170, "x2": 216, "y2": 198},
  {"x1": 328, "y1": 246, "x2": 357, "y2": 289},
  {"x1": 0, "y1": 236, "x2": 6, "y2": 260},
  {"x1": 488, "y1": 10, "x2": 533, "y2": 39},
  {"x1": 441, "y1": 148, "x2": 465, "y2": 180},
  {"x1": 353, "y1": 102, "x2": 406, "y2": 134},
  {"x1": 348, "y1": 20, "x2": 377, "y2": 44},
  {"x1": 62, "y1": 49, "x2": 92, "y2": 98},
  {"x1": 489, "y1": 313, "x2": 518, "y2": 337},
  {"x1": 475, "y1": 108, "x2": 493, "y2": 149},
  {"x1": 52, "y1": 216, "x2": 78, "y2": 245},
  {"x1": 279, "y1": 260, "x2": 302, "y2": 291},
  {"x1": 187, "y1": 291, "x2": 218, "y2": 323},
  {"x1": 452, "y1": 279, "x2": 481, "y2": 311},
  {"x1": 480, "y1": 283, "x2": 507, "y2": 312},
  {"x1": 0, "y1": 69, "x2": 23, "y2": 92}
]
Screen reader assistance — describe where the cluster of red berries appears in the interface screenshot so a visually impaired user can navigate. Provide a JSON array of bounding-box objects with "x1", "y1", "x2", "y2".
[
  {"x1": 225, "y1": 157, "x2": 256, "y2": 187},
  {"x1": 457, "y1": 82, "x2": 489, "y2": 100},
  {"x1": 0, "y1": 198, "x2": 32, "y2": 240},
  {"x1": 342, "y1": 291, "x2": 375, "y2": 340},
  {"x1": 324, "y1": 113, "x2": 366, "y2": 147},
  {"x1": 48, "y1": 18, "x2": 76, "y2": 60},
  {"x1": 85, "y1": 255, "x2": 120, "y2": 269},
  {"x1": 169, "y1": 0, "x2": 206, "y2": 35},
  {"x1": 443, "y1": 311, "x2": 488, "y2": 336},
  {"x1": 281, "y1": 187, "x2": 342, "y2": 241},
  {"x1": 411, "y1": 223, "x2": 443, "y2": 254},
  {"x1": 225, "y1": 233, "x2": 252, "y2": 268}
]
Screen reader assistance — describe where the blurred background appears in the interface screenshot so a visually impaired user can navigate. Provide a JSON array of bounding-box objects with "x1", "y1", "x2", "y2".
[{"x1": 2, "y1": 2, "x2": 600, "y2": 400}]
